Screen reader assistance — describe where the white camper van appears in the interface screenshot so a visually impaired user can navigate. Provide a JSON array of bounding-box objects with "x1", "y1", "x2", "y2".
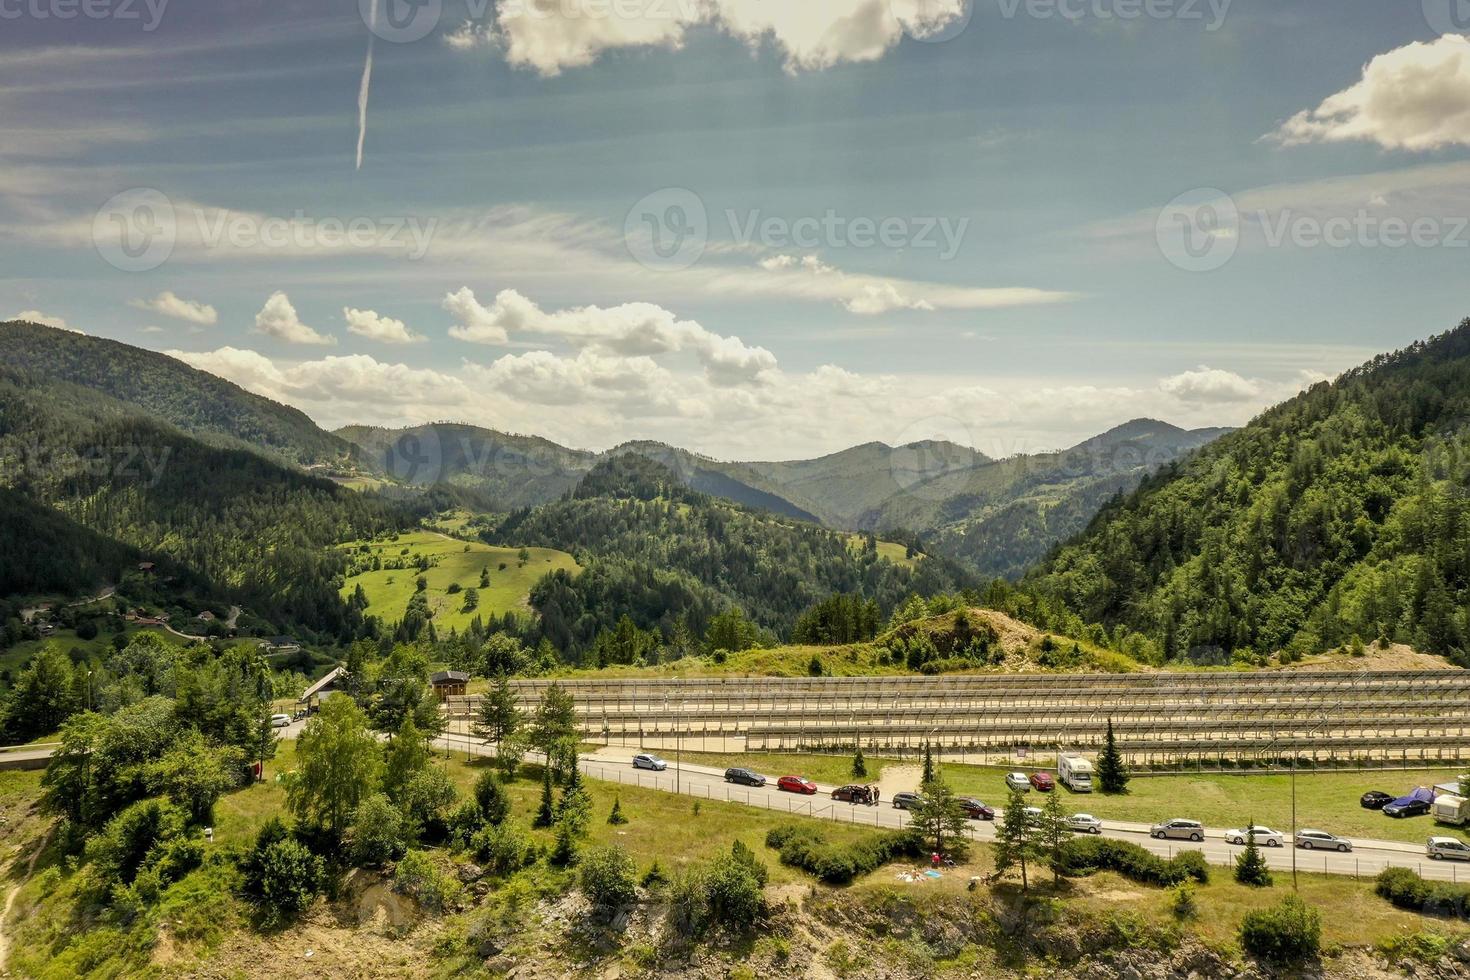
[
  {"x1": 1058, "y1": 754, "x2": 1094, "y2": 793},
  {"x1": 1433, "y1": 794, "x2": 1470, "y2": 826}
]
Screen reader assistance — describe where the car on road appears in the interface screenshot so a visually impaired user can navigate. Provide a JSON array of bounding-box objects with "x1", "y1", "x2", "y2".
[
  {"x1": 270, "y1": 713, "x2": 291, "y2": 728},
  {"x1": 1360, "y1": 790, "x2": 1394, "y2": 810},
  {"x1": 1151, "y1": 819, "x2": 1205, "y2": 842},
  {"x1": 957, "y1": 797, "x2": 995, "y2": 820},
  {"x1": 832, "y1": 784, "x2": 871, "y2": 802},
  {"x1": 777, "y1": 775, "x2": 819, "y2": 795},
  {"x1": 1005, "y1": 772, "x2": 1031, "y2": 792},
  {"x1": 632, "y1": 754, "x2": 668, "y2": 772},
  {"x1": 891, "y1": 791, "x2": 926, "y2": 811},
  {"x1": 1068, "y1": 813, "x2": 1104, "y2": 834},
  {"x1": 1384, "y1": 793, "x2": 1434, "y2": 818},
  {"x1": 1295, "y1": 829, "x2": 1352, "y2": 852},
  {"x1": 724, "y1": 767, "x2": 766, "y2": 787},
  {"x1": 1022, "y1": 806, "x2": 1044, "y2": 826},
  {"x1": 1029, "y1": 771, "x2": 1055, "y2": 792},
  {"x1": 1226, "y1": 825, "x2": 1285, "y2": 847},
  {"x1": 1428, "y1": 837, "x2": 1470, "y2": 861}
]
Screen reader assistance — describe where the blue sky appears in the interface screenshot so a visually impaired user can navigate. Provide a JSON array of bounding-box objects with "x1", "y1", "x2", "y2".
[{"x1": 4, "y1": 0, "x2": 1469, "y2": 458}]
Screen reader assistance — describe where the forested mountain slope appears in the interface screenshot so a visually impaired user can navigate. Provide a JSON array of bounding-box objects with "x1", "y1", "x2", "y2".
[
  {"x1": 0, "y1": 320, "x2": 358, "y2": 468},
  {"x1": 1027, "y1": 321, "x2": 1470, "y2": 664},
  {"x1": 490, "y1": 455, "x2": 978, "y2": 659}
]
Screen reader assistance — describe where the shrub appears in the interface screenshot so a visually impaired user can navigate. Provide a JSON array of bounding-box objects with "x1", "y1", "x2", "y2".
[
  {"x1": 470, "y1": 821, "x2": 539, "y2": 876},
  {"x1": 87, "y1": 799, "x2": 188, "y2": 888},
  {"x1": 1171, "y1": 883, "x2": 1198, "y2": 920},
  {"x1": 242, "y1": 826, "x2": 325, "y2": 926},
  {"x1": 765, "y1": 824, "x2": 925, "y2": 885},
  {"x1": 401, "y1": 767, "x2": 459, "y2": 843},
  {"x1": 705, "y1": 851, "x2": 764, "y2": 929},
  {"x1": 1053, "y1": 837, "x2": 1209, "y2": 887},
  {"x1": 350, "y1": 793, "x2": 405, "y2": 867},
  {"x1": 1376, "y1": 867, "x2": 1470, "y2": 918},
  {"x1": 1239, "y1": 895, "x2": 1322, "y2": 964},
  {"x1": 580, "y1": 845, "x2": 638, "y2": 912},
  {"x1": 473, "y1": 771, "x2": 509, "y2": 827},
  {"x1": 641, "y1": 860, "x2": 669, "y2": 889},
  {"x1": 607, "y1": 797, "x2": 628, "y2": 825},
  {"x1": 393, "y1": 850, "x2": 461, "y2": 913}
]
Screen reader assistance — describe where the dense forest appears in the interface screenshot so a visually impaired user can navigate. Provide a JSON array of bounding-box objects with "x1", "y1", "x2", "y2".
[
  {"x1": 0, "y1": 368, "x2": 421, "y2": 640},
  {"x1": 1024, "y1": 321, "x2": 1470, "y2": 665},
  {"x1": 490, "y1": 456, "x2": 977, "y2": 660}
]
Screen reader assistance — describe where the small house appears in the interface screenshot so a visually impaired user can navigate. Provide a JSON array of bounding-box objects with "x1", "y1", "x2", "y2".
[
  {"x1": 197, "y1": 611, "x2": 216, "y2": 623},
  {"x1": 137, "y1": 562, "x2": 156, "y2": 573},
  {"x1": 430, "y1": 670, "x2": 470, "y2": 701},
  {"x1": 297, "y1": 666, "x2": 347, "y2": 713},
  {"x1": 259, "y1": 636, "x2": 302, "y2": 656}
]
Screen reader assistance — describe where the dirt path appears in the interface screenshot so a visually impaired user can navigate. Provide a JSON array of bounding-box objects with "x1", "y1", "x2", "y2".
[
  {"x1": 0, "y1": 827, "x2": 52, "y2": 975},
  {"x1": 876, "y1": 763, "x2": 922, "y2": 801}
]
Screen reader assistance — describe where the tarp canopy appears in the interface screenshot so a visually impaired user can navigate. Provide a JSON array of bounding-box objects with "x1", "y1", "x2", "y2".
[{"x1": 1392, "y1": 787, "x2": 1435, "y2": 807}]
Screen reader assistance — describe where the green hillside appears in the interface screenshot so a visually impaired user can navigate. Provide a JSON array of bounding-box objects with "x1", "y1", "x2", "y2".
[
  {"x1": 1027, "y1": 320, "x2": 1470, "y2": 664},
  {"x1": 0, "y1": 320, "x2": 358, "y2": 468}
]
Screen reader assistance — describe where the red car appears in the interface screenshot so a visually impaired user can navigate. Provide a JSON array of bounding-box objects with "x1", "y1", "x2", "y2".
[
  {"x1": 1029, "y1": 772, "x2": 1055, "y2": 792},
  {"x1": 777, "y1": 775, "x2": 819, "y2": 795}
]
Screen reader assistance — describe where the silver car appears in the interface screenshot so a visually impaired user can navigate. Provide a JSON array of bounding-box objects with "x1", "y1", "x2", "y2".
[
  {"x1": 1005, "y1": 772, "x2": 1031, "y2": 792},
  {"x1": 1068, "y1": 813, "x2": 1104, "y2": 834},
  {"x1": 1150, "y1": 819, "x2": 1204, "y2": 842},
  {"x1": 1428, "y1": 837, "x2": 1470, "y2": 861},
  {"x1": 1295, "y1": 829, "x2": 1352, "y2": 852},
  {"x1": 632, "y1": 754, "x2": 668, "y2": 771}
]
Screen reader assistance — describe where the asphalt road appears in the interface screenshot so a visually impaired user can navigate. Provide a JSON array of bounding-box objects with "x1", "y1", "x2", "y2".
[{"x1": 432, "y1": 732, "x2": 1470, "y2": 884}]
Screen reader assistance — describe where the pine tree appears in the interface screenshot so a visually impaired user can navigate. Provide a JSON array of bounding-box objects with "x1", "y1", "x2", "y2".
[
  {"x1": 912, "y1": 778, "x2": 969, "y2": 859},
  {"x1": 993, "y1": 785, "x2": 1034, "y2": 891},
  {"x1": 473, "y1": 674, "x2": 522, "y2": 749},
  {"x1": 1037, "y1": 787, "x2": 1070, "y2": 885},
  {"x1": 1234, "y1": 818, "x2": 1272, "y2": 887},
  {"x1": 607, "y1": 796, "x2": 628, "y2": 825},
  {"x1": 921, "y1": 741, "x2": 935, "y2": 785},
  {"x1": 1096, "y1": 717, "x2": 1129, "y2": 794},
  {"x1": 534, "y1": 764, "x2": 555, "y2": 828},
  {"x1": 851, "y1": 743, "x2": 868, "y2": 779}
]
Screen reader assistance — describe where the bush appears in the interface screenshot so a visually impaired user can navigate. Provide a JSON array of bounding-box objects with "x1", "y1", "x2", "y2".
[
  {"x1": 241, "y1": 821, "x2": 325, "y2": 927},
  {"x1": 470, "y1": 821, "x2": 539, "y2": 876},
  {"x1": 1239, "y1": 895, "x2": 1322, "y2": 964},
  {"x1": 473, "y1": 771, "x2": 509, "y2": 827},
  {"x1": 765, "y1": 824, "x2": 925, "y2": 885},
  {"x1": 350, "y1": 793, "x2": 405, "y2": 867},
  {"x1": 1376, "y1": 867, "x2": 1470, "y2": 918},
  {"x1": 87, "y1": 799, "x2": 188, "y2": 888},
  {"x1": 401, "y1": 767, "x2": 459, "y2": 843},
  {"x1": 663, "y1": 843, "x2": 769, "y2": 936},
  {"x1": 580, "y1": 845, "x2": 638, "y2": 912},
  {"x1": 393, "y1": 850, "x2": 461, "y2": 913},
  {"x1": 1053, "y1": 837, "x2": 1209, "y2": 887}
]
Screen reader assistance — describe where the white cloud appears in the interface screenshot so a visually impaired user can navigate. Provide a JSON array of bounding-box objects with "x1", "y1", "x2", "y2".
[
  {"x1": 254, "y1": 292, "x2": 335, "y2": 346},
  {"x1": 131, "y1": 290, "x2": 218, "y2": 326},
  {"x1": 343, "y1": 307, "x2": 425, "y2": 344},
  {"x1": 1269, "y1": 35, "x2": 1470, "y2": 151},
  {"x1": 751, "y1": 252, "x2": 1069, "y2": 314},
  {"x1": 485, "y1": 0, "x2": 969, "y2": 76},
  {"x1": 11, "y1": 309, "x2": 77, "y2": 332},
  {"x1": 1158, "y1": 366, "x2": 1261, "y2": 404},
  {"x1": 444, "y1": 288, "x2": 777, "y2": 386}
]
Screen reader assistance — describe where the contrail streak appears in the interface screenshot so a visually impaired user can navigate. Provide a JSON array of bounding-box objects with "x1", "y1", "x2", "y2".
[{"x1": 357, "y1": 3, "x2": 378, "y2": 170}]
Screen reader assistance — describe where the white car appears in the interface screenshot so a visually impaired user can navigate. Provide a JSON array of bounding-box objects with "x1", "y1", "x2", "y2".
[
  {"x1": 1428, "y1": 837, "x2": 1470, "y2": 861},
  {"x1": 1005, "y1": 772, "x2": 1032, "y2": 792},
  {"x1": 1068, "y1": 813, "x2": 1103, "y2": 834},
  {"x1": 1227, "y1": 825, "x2": 1285, "y2": 847},
  {"x1": 1022, "y1": 806, "x2": 1044, "y2": 825},
  {"x1": 632, "y1": 754, "x2": 668, "y2": 771},
  {"x1": 270, "y1": 713, "x2": 291, "y2": 728},
  {"x1": 1295, "y1": 829, "x2": 1352, "y2": 852}
]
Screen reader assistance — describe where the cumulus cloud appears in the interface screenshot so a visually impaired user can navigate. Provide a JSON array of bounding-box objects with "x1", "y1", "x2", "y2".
[
  {"x1": 751, "y1": 253, "x2": 1067, "y2": 314},
  {"x1": 131, "y1": 290, "x2": 218, "y2": 326},
  {"x1": 344, "y1": 307, "x2": 425, "y2": 344},
  {"x1": 1158, "y1": 366, "x2": 1261, "y2": 404},
  {"x1": 444, "y1": 288, "x2": 777, "y2": 386},
  {"x1": 1269, "y1": 35, "x2": 1470, "y2": 151},
  {"x1": 483, "y1": 0, "x2": 969, "y2": 76},
  {"x1": 254, "y1": 292, "x2": 335, "y2": 346},
  {"x1": 10, "y1": 309, "x2": 76, "y2": 331}
]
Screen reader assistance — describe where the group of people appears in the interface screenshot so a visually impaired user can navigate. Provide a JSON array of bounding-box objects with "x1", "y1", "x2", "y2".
[{"x1": 846, "y1": 785, "x2": 881, "y2": 806}]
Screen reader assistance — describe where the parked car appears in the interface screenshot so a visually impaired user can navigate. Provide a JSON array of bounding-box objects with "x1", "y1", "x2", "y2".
[
  {"x1": 724, "y1": 767, "x2": 766, "y2": 787},
  {"x1": 1384, "y1": 791, "x2": 1434, "y2": 818},
  {"x1": 832, "y1": 784, "x2": 870, "y2": 802},
  {"x1": 1360, "y1": 790, "x2": 1394, "y2": 810},
  {"x1": 1150, "y1": 819, "x2": 1205, "y2": 842},
  {"x1": 957, "y1": 797, "x2": 995, "y2": 820},
  {"x1": 891, "y1": 791, "x2": 926, "y2": 810},
  {"x1": 1005, "y1": 772, "x2": 1032, "y2": 792},
  {"x1": 1226, "y1": 825, "x2": 1285, "y2": 847},
  {"x1": 270, "y1": 713, "x2": 291, "y2": 728},
  {"x1": 1428, "y1": 837, "x2": 1470, "y2": 861},
  {"x1": 777, "y1": 775, "x2": 818, "y2": 795},
  {"x1": 1068, "y1": 813, "x2": 1103, "y2": 834},
  {"x1": 1029, "y1": 772, "x2": 1056, "y2": 792},
  {"x1": 1295, "y1": 829, "x2": 1352, "y2": 852},
  {"x1": 632, "y1": 754, "x2": 668, "y2": 771}
]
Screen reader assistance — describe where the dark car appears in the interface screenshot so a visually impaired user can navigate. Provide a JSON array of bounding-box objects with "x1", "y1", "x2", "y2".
[
  {"x1": 1384, "y1": 796, "x2": 1433, "y2": 818},
  {"x1": 832, "y1": 784, "x2": 871, "y2": 802},
  {"x1": 891, "y1": 792, "x2": 926, "y2": 811},
  {"x1": 1029, "y1": 772, "x2": 1056, "y2": 792},
  {"x1": 724, "y1": 767, "x2": 766, "y2": 787},
  {"x1": 777, "y1": 775, "x2": 818, "y2": 795},
  {"x1": 956, "y1": 797, "x2": 995, "y2": 820},
  {"x1": 1360, "y1": 790, "x2": 1393, "y2": 810}
]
